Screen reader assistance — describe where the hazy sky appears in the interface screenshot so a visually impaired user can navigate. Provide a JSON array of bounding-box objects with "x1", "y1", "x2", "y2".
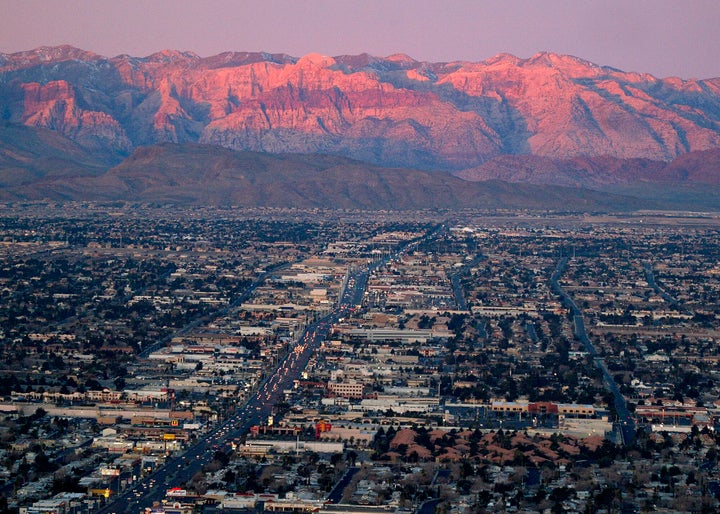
[{"x1": 1, "y1": 0, "x2": 719, "y2": 79}]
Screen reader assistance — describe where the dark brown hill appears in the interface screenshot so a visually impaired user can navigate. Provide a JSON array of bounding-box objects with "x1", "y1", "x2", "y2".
[
  {"x1": 656, "y1": 149, "x2": 720, "y2": 183},
  {"x1": 0, "y1": 141, "x2": 650, "y2": 210},
  {"x1": 0, "y1": 122, "x2": 109, "y2": 198},
  {"x1": 455, "y1": 150, "x2": 720, "y2": 188},
  {"x1": 94, "y1": 144, "x2": 648, "y2": 210}
]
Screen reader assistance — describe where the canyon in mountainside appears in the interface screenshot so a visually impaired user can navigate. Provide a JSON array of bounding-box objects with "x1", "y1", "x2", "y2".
[{"x1": 1, "y1": 46, "x2": 720, "y2": 208}]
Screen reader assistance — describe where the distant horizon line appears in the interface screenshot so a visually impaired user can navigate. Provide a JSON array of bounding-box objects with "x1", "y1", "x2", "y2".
[{"x1": 1, "y1": 44, "x2": 711, "y2": 81}]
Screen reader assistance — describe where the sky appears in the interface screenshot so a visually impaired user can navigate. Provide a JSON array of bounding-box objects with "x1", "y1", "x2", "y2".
[{"x1": 1, "y1": 0, "x2": 719, "y2": 79}]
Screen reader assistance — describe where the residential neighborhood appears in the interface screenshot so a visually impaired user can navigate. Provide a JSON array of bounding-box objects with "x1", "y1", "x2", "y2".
[{"x1": 0, "y1": 204, "x2": 719, "y2": 513}]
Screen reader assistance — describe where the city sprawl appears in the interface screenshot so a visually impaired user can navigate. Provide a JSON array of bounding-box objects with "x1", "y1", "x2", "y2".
[{"x1": 1, "y1": 204, "x2": 720, "y2": 513}]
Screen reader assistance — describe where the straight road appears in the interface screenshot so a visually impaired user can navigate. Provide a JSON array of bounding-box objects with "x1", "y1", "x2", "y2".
[
  {"x1": 98, "y1": 227, "x2": 442, "y2": 513},
  {"x1": 642, "y1": 261, "x2": 684, "y2": 310},
  {"x1": 139, "y1": 263, "x2": 290, "y2": 358},
  {"x1": 551, "y1": 257, "x2": 635, "y2": 445}
]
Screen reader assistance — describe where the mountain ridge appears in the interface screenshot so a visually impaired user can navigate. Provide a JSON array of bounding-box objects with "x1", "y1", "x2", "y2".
[
  {"x1": 2, "y1": 45, "x2": 719, "y2": 173},
  {"x1": 2, "y1": 46, "x2": 720, "y2": 211}
]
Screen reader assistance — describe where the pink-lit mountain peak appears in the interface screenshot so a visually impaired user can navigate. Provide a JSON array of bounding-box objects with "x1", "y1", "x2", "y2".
[
  {"x1": 296, "y1": 52, "x2": 336, "y2": 68},
  {"x1": 0, "y1": 45, "x2": 103, "y2": 71},
  {"x1": 2, "y1": 45, "x2": 720, "y2": 170},
  {"x1": 385, "y1": 53, "x2": 418, "y2": 64},
  {"x1": 143, "y1": 49, "x2": 201, "y2": 63}
]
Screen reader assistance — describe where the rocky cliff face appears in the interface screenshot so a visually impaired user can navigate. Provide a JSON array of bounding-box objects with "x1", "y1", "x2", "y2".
[
  {"x1": 1, "y1": 46, "x2": 720, "y2": 173},
  {"x1": 19, "y1": 80, "x2": 132, "y2": 155}
]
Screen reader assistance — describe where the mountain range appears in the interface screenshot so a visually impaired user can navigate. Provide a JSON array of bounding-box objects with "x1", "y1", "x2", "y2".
[{"x1": 1, "y1": 46, "x2": 720, "y2": 210}]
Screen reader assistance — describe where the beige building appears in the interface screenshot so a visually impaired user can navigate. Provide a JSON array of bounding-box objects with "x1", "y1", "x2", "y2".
[{"x1": 328, "y1": 381, "x2": 366, "y2": 399}]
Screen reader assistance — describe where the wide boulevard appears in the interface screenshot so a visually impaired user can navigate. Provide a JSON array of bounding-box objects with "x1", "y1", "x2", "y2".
[
  {"x1": 96, "y1": 227, "x2": 441, "y2": 513},
  {"x1": 97, "y1": 267, "x2": 366, "y2": 513}
]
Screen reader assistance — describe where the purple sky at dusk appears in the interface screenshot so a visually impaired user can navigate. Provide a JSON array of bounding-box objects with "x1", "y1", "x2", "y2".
[{"x1": 1, "y1": 0, "x2": 719, "y2": 79}]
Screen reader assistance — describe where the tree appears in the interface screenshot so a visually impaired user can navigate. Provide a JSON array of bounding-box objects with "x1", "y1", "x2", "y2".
[
  {"x1": 330, "y1": 453, "x2": 343, "y2": 467},
  {"x1": 51, "y1": 475, "x2": 85, "y2": 494},
  {"x1": 113, "y1": 377, "x2": 126, "y2": 391},
  {"x1": 34, "y1": 452, "x2": 58, "y2": 473},
  {"x1": 223, "y1": 469, "x2": 236, "y2": 485},
  {"x1": 213, "y1": 450, "x2": 230, "y2": 467}
]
